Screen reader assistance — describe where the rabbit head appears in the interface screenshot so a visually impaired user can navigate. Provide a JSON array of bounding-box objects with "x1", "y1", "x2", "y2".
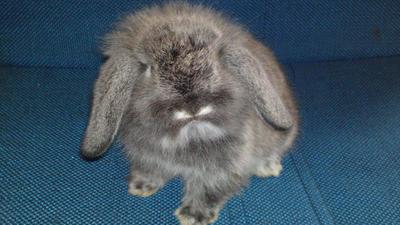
[{"x1": 81, "y1": 11, "x2": 293, "y2": 159}]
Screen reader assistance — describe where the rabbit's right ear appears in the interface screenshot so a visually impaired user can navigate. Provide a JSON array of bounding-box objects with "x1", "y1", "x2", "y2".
[{"x1": 81, "y1": 55, "x2": 136, "y2": 159}]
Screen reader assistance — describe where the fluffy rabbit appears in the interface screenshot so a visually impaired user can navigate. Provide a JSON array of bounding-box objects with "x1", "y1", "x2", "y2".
[{"x1": 81, "y1": 2, "x2": 298, "y2": 225}]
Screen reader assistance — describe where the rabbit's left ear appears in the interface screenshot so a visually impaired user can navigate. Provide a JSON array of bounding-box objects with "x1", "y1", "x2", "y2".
[{"x1": 220, "y1": 46, "x2": 293, "y2": 130}]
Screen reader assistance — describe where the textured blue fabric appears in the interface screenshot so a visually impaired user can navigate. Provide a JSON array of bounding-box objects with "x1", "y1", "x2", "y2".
[
  {"x1": 291, "y1": 57, "x2": 400, "y2": 224},
  {"x1": 1, "y1": 56, "x2": 400, "y2": 224},
  {"x1": 0, "y1": 66, "x2": 321, "y2": 224},
  {"x1": 1, "y1": 0, "x2": 400, "y2": 68},
  {"x1": 1, "y1": 1, "x2": 400, "y2": 224}
]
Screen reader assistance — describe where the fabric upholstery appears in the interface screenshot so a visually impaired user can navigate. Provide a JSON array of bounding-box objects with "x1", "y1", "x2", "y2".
[
  {"x1": 1, "y1": 0, "x2": 399, "y2": 68},
  {"x1": 1, "y1": 56, "x2": 400, "y2": 224},
  {"x1": 1, "y1": 1, "x2": 400, "y2": 224}
]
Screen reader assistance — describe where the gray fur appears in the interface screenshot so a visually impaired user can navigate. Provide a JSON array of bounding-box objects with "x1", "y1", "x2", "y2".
[
  {"x1": 81, "y1": 2, "x2": 299, "y2": 224},
  {"x1": 220, "y1": 46, "x2": 293, "y2": 129},
  {"x1": 81, "y1": 54, "x2": 137, "y2": 159}
]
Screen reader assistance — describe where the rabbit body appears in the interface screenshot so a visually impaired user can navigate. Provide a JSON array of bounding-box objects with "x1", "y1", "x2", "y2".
[{"x1": 81, "y1": 3, "x2": 298, "y2": 225}]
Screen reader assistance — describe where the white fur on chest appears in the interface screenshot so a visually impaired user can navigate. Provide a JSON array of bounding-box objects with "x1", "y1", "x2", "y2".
[{"x1": 160, "y1": 121, "x2": 225, "y2": 149}]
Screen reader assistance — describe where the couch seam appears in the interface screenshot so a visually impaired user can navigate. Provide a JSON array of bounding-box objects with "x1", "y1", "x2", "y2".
[{"x1": 287, "y1": 64, "x2": 336, "y2": 225}]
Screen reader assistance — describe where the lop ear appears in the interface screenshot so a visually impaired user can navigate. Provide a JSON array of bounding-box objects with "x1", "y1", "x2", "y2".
[
  {"x1": 81, "y1": 55, "x2": 136, "y2": 159},
  {"x1": 220, "y1": 46, "x2": 293, "y2": 130}
]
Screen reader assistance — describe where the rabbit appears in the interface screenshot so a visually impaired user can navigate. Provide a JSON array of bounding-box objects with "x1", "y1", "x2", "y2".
[{"x1": 81, "y1": 2, "x2": 299, "y2": 225}]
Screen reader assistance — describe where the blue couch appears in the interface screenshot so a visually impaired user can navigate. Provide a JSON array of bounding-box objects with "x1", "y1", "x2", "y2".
[{"x1": 1, "y1": 1, "x2": 399, "y2": 224}]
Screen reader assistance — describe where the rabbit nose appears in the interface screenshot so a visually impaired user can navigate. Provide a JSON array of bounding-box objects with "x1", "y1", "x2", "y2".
[{"x1": 173, "y1": 105, "x2": 213, "y2": 120}]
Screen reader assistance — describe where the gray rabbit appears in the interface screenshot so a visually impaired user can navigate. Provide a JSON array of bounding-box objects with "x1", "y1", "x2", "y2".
[{"x1": 81, "y1": 2, "x2": 299, "y2": 225}]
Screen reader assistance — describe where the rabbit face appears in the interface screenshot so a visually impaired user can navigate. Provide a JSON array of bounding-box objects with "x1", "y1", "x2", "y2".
[
  {"x1": 131, "y1": 65, "x2": 244, "y2": 147},
  {"x1": 127, "y1": 33, "x2": 249, "y2": 147}
]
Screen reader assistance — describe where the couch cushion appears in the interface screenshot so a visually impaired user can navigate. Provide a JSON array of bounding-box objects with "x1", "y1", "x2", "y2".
[
  {"x1": 2, "y1": 56, "x2": 400, "y2": 224},
  {"x1": 0, "y1": 66, "x2": 321, "y2": 224},
  {"x1": 292, "y1": 56, "x2": 400, "y2": 224},
  {"x1": 1, "y1": 1, "x2": 400, "y2": 68}
]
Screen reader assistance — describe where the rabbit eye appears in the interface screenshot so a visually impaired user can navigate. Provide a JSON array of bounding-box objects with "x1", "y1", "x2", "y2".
[{"x1": 138, "y1": 62, "x2": 151, "y2": 78}]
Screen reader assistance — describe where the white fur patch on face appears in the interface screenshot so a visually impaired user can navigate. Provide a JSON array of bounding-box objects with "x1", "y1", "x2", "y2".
[
  {"x1": 160, "y1": 121, "x2": 225, "y2": 149},
  {"x1": 144, "y1": 66, "x2": 151, "y2": 78},
  {"x1": 196, "y1": 105, "x2": 213, "y2": 116},
  {"x1": 173, "y1": 110, "x2": 193, "y2": 120}
]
